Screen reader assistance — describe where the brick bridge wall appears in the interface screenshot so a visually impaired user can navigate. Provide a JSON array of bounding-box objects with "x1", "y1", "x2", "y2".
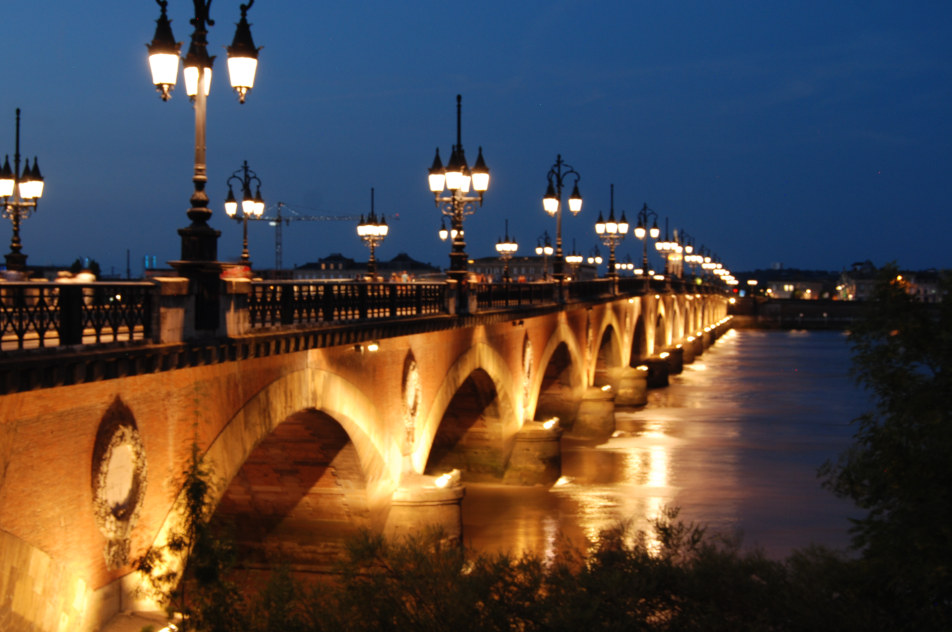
[{"x1": 0, "y1": 291, "x2": 728, "y2": 631}]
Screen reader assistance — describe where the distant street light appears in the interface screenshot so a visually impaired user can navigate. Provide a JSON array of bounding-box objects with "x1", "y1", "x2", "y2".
[
  {"x1": 634, "y1": 203, "x2": 661, "y2": 285},
  {"x1": 535, "y1": 232, "x2": 554, "y2": 281},
  {"x1": 428, "y1": 95, "x2": 489, "y2": 283},
  {"x1": 147, "y1": 0, "x2": 260, "y2": 266},
  {"x1": 542, "y1": 155, "x2": 582, "y2": 281},
  {"x1": 586, "y1": 246, "x2": 603, "y2": 267},
  {"x1": 0, "y1": 109, "x2": 44, "y2": 273},
  {"x1": 565, "y1": 239, "x2": 583, "y2": 279},
  {"x1": 356, "y1": 188, "x2": 389, "y2": 277},
  {"x1": 654, "y1": 217, "x2": 681, "y2": 277},
  {"x1": 223, "y1": 160, "x2": 265, "y2": 265},
  {"x1": 594, "y1": 184, "x2": 629, "y2": 279},
  {"x1": 494, "y1": 220, "x2": 518, "y2": 282}
]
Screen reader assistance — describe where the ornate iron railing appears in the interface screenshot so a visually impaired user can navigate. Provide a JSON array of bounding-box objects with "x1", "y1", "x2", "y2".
[
  {"x1": 0, "y1": 282, "x2": 156, "y2": 351},
  {"x1": 471, "y1": 282, "x2": 556, "y2": 309},
  {"x1": 248, "y1": 281, "x2": 447, "y2": 328}
]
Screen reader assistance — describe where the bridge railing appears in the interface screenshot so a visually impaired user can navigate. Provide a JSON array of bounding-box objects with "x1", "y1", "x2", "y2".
[
  {"x1": 0, "y1": 282, "x2": 156, "y2": 351},
  {"x1": 248, "y1": 280, "x2": 447, "y2": 327},
  {"x1": 471, "y1": 282, "x2": 557, "y2": 309},
  {"x1": 566, "y1": 278, "x2": 616, "y2": 300}
]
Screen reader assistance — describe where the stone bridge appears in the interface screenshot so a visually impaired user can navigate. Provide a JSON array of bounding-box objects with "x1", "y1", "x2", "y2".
[{"x1": 0, "y1": 277, "x2": 730, "y2": 631}]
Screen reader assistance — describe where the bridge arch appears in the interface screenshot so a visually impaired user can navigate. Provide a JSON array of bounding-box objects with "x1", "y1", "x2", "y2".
[
  {"x1": 143, "y1": 367, "x2": 396, "y2": 576},
  {"x1": 631, "y1": 315, "x2": 649, "y2": 362},
  {"x1": 415, "y1": 342, "x2": 521, "y2": 476},
  {"x1": 531, "y1": 321, "x2": 586, "y2": 425},
  {"x1": 592, "y1": 322, "x2": 623, "y2": 387},
  {"x1": 655, "y1": 311, "x2": 668, "y2": 351}
]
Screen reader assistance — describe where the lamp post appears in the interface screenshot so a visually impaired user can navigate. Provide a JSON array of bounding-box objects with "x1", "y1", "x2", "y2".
[
  {"x1": 542, "y1": 155, "x2": 582, "y2": 281},
  {"x1": 535, "y1": 232, "x2": 554, "y2": 281},
  {"x1": 594, "y1": 184, "x2": 629, "y2": 279},
  {"x1": 633, "y1": 203, "x2": 661, "y2": 284},
  {"x1": 494, "y1": 220, "x2": 518, "y2": 282},
  {"x1": 428, "y1": 95, "x2": 489, "y2": 284},
  {"x1": 679, "y1": 230, "x2": 699, "y2": 279},
  {"x1": 586, "y1": 246, "x2": 603, "y2": 268},
  {"x1": 147, "y1": 0, "x2": 260, "y2": 266},
  {"x1": 565, "y1": 239, "x2": 583, "y2": 280},
  {"x1": 223, "y1": 160, "x2": 264, "y2": 265},
  {"x1": 357, "y1": 188, "x2": 389, "y2": 278},
  {"x1": 654, "y1": 217, "x2": 680, "y2": 277},
  {"x1": 0, "y1": 109, "x2": 44, "y2": 273}
]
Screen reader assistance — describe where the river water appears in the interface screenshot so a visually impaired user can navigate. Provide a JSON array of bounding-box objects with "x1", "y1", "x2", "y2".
[{"x1": 462, "y1": 329, "x2": 871, "y2": 560}]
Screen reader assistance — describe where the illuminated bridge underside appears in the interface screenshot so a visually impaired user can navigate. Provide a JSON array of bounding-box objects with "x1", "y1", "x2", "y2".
[{"x1": 0, "y1": 291, "x2": 729, "y2": 631}]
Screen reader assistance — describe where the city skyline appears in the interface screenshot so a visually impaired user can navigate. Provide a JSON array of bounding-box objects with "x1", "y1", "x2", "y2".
[{"x1": 2, "y1": 1, "x2": 950, "y2": 277}]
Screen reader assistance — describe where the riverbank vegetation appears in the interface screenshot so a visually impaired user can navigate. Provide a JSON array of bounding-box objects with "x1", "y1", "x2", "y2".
[{"x1": 138, "y1": 266, "x2": 950, "y2": 632}]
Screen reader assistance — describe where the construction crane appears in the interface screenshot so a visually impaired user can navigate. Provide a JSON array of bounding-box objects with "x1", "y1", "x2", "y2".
[
  {"x1": 249, "y1": 202, "x2": 356, "y2": 271},
  {"x1": 248, "y1": 202, "x2": 398, "y2": 270}
]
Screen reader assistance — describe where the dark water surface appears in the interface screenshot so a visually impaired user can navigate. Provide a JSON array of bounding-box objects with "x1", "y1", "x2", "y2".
[{"x1": 462, "y1": 329, "x2": 870, "y2": 559}]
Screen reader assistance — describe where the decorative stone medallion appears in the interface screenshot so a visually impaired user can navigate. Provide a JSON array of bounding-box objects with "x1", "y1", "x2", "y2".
[{"x1": 91, "y1": 397, "x2": 147, "y2": 570}]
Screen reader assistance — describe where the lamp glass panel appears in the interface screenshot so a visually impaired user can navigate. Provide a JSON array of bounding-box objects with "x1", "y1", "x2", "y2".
[
  {"x1": 225, "y1": 199, "x2": 238, "y2": 216},
  {"x1": 19, "y1": 180, "x2": 43, "y2": 199},
  {"x1": 184, "y1": 66, "x2": 212, "y2": 97},
  {"x1": 444, "y1": 169, "x2": 462, "y2": 191},
  {"x1": 472, "y1": 171, "x2": 489, "y2": 192},
  {"x1": 542, "y1": 197, "x2": 558, "y2": 215},
  {"x1": 568, "y1": 196, "x2": 582, "y2": 214},
  {"x1": 428, "y1": 172, "x2": 445, "y2": 193},
  {"x1": 0, "y1": 177, "x2": 14, "y2": 198},
  {"x1": 227, "y1": 56, "x2": 257, "y2": 90},
  {"x1": 149, "y1": 53, "x2": 180, "y2": 88}
]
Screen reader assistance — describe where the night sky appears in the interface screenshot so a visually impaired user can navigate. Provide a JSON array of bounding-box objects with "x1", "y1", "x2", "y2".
[{"x1": 2, "y1": 1, "x2": 949, "y2": 278}]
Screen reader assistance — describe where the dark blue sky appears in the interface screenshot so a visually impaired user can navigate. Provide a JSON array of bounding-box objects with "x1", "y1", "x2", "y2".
[{"x1": 3, "y1": 1, "x2": 950, "y2": 277}]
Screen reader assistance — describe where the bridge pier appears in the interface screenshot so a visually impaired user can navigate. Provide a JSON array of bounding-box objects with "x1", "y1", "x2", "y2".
[
  {"x1": 571, "y1": 386, "x2": 616, "y2": 437},
  {"x1": 614, "y1": 366, "x2": 648, "y2": 407},
  {"x1": 502, "y1": 420, "x2": 563, "y2": 485},
  {"x1": 682, "y1": 337, "x2": 697, "y2": 364},
  {"x1": 664, "y1": 346, "x2": 684, "y2": 375},
  {"x1": 384, "y1": 473, "x2": 465, "y2": 544}
]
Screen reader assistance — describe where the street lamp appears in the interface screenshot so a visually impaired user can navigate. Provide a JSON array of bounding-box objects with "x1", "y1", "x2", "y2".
[
  {"x1": 223, "y1": 160, "x2": 264, "y2": 265},
  {"x1": 0, "y1": 109, "x2": 44, "y2": 273},
  {"x1": 535, "y1": 232, "x2": 554, "y2": 281},
  {"x1": 680, "y1": 230, "x2": 700, "y2": 278},
  {"x1": 494, "y1": 220, "x2": 518, "y2": 282},
  {"x1": 593, "y1": 184, "x2": 629, "y2": 279},
  {"x1": 147, "y1": 0, "x2": 261, "y2": 266},
  {"x1": 654, "y1": 217, "x2": 680, "y2": 277},
  {"x1": 633, "y1": 203, "x2": 661, "y2": 283},
  {"x1": 565, "y1": 239, "x2": 583, "y2": 280},
  {"x1": 427, "y1": 94, "x2": 489, "y2": 283},
  {"x1": 586, "y1": 246, "x2": 603, "y2": 267},
  {"x1": 356, "y1": 187, "x2": 389, "y2": 278},
  {"x1": 542, "y1": 155, "x2": 582, "y2": 281}
]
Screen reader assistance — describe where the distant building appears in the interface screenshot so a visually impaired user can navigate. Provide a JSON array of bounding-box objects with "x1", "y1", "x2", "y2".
[
  {"x1": 736, "y1": 267, "x2": 839, "y2": 299},
  {"x1": 292, "y1": 252, "x2": 441, "y2": 281},
  {"x1": 468, "y1": 255, "x2": 599, "y2": 282},
  {"x1": 838, "y1": 261, "x2": 944, "y2": 303}
]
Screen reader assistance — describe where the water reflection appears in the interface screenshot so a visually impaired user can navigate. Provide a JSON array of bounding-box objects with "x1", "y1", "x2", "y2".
[{"x1": 462, "y1": 330, "x2": 866, "y2": 559}]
